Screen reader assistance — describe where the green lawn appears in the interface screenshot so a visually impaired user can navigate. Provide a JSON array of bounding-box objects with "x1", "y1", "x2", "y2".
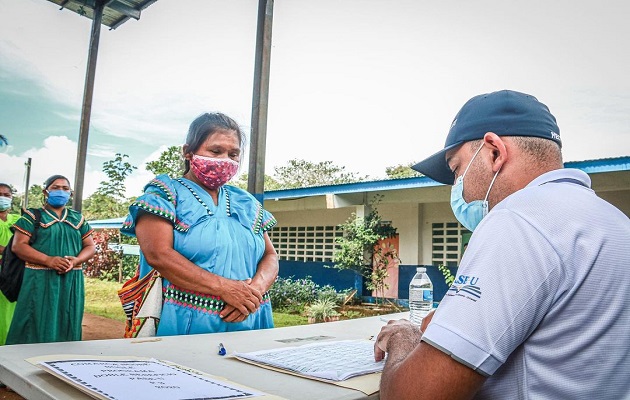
[
  {"x1": 84, "y1": 277, "x2": 308, "y2": 327},
  {"x1": 85, "y1": 278, "x2": 127, "y2": 321}
]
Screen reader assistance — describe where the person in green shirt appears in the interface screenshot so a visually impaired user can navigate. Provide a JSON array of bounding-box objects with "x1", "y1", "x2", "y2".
[
  {"x1": 0, "y1": 183, "x2": 20, "y2": 346},
  {"x1": 6, "y1": 175, "x2": 96, "y2": 344}
]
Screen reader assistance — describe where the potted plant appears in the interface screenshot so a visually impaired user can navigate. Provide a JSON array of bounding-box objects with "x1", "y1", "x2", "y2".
[{"x1": 305, "y1": 298, "x2": 340, "y2": 323}]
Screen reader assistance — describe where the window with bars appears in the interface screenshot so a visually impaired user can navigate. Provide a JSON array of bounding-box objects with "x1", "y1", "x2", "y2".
[
  {"x1": 268, "y1": 226, "x2": 343, "y2": 262},
  {"x1": 431, "y1": 222, "x2": 470, "y2": 267}
]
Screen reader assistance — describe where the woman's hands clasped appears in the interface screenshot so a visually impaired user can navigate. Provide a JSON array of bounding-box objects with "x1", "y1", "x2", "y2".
[
  {"x1": 46, "y1": 255, "x2": 75, "y2": 274},
  {"x1": 219, "y1": 278, "x2": 263, "y2": 323}
]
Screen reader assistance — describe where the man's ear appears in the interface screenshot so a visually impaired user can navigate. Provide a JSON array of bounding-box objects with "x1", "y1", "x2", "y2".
[{"x1": 483, "y1": 132, "x2": 507, "y2": 173}]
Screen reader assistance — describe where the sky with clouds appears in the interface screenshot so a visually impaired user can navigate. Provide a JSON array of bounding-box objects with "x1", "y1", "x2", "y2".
[{"x1": 1, "y1": 0, "x2": 629, "y2": 199}]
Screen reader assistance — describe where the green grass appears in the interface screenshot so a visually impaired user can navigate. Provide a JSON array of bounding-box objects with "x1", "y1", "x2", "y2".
[
  {"x1": 84, "y1": 277, "x2": 309, "y2": 327},
  {"x1": 84, "y1": 277, "x2": 127, "y2": 322},
  {"x1": 273, "y1": 312, "x2": 308, "y2": 327}
]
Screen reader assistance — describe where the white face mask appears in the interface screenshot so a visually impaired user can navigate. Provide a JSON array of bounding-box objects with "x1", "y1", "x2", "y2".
[
  {"x1": 0, "y1": 196, "x2": 11, "y2": 211},
  {"x1": 450, "y1": 144, "x2": 500, "y2": 231}
]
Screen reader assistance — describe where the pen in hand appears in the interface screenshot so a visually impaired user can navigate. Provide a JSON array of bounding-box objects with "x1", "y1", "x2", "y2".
[{"x1": 218, "y1": 342, "x2": 227, "y2": 356}]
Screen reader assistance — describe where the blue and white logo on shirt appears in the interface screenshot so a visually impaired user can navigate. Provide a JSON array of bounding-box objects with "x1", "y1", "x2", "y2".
[{"x1": 447, "y1": 275, "x2": 482, "y2": 301}]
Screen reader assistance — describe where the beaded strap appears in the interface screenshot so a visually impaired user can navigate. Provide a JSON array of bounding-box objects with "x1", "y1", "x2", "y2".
[
  {"x1": 148, "y1": 177, "x2": 177, "y2": 207},
  {"x1": 175, "y1": 178, "x2": 231, "y2": 217},
  {"x1": 129, "y1": 199, "x2": 176, "y2": 222},
  {"x1": 163, "y1": 284, "x2": 270, "y2": 315}
]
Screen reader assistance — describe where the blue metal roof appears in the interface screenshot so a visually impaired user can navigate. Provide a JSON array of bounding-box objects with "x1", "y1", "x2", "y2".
[
  {"x1": 264, "y1": 156, "x2": 630, "y2": 200},
  {"x1": 563, "y1": 156, "x2": 630, "y2": 173},
  {"x1": 88, "y1": 216, "x2": 126, "y2": 229}
]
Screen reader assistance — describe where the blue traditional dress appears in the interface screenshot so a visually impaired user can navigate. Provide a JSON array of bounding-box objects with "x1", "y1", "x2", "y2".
[{"x1": 121, "y1": 174, "x2": 277, "y2": 335}]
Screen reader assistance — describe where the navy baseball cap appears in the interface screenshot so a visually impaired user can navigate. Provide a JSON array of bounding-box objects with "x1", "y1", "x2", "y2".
[{"x1": 412, "y1": 90, "x2": 561, "y2": 184}]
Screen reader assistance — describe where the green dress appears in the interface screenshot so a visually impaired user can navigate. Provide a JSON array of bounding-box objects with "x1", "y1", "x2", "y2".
[
  {"x1": 6, "y1": 208, "x2": 93, "y2": 344},
  {"x1": 0, "y1": 213, "x2": 20, "y2": 345}
]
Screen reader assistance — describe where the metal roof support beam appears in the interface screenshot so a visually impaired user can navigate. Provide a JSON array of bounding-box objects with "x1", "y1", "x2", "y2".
[
  {"x1": 73, "y1": 0, "x2": 105, "y2": 212},
  {"x1": 247, "y1": 0, "x2": 274, "y2": 204},
  {"x1": 107, "y1": 0, "x2": 141, "y2": 19}
]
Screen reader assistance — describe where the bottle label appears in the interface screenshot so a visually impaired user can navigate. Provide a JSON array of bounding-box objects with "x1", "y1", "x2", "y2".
[{"x1": 423, "y1": 290, "x2": 433, "y2": 302}]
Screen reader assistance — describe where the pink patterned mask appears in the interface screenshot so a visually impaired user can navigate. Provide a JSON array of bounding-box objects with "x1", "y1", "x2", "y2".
[{"x1": 190, "y1": 155, "x2": 239, "y2": 190}]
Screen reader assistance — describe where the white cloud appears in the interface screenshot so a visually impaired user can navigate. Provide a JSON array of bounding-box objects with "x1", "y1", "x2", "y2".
[
  {"x1": 0, "y1": 136, "x2": 104, "y2": 198},
  {"x1": 1, "y1": 0, "x2": 629, "y2": 189}
]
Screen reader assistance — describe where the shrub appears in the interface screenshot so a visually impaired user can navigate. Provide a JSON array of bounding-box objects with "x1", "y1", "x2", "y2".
[
  {"x1": 269, "y1": 276, "x2": 319, "y2": 313},
  {"x1": 317, "y1": 284, "x2": 342, "y2": 304},
  {"x1": 84, "y1": 229, "x2": 122, "y2": 280},
  {"x1": 269, "y1": 276, "x2": 347, "y2": 314},
  {"x1": 305, "y1": 298, "x2": 340, "y2": 322}
]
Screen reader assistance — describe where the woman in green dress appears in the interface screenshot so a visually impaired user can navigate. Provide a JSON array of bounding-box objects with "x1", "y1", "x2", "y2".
[
  {"x1": 0, "y1": 183, "x2": 20, "y2": 345},
  {"x1": 6, "y1": 175, "x2": 95, "y2": 344}
]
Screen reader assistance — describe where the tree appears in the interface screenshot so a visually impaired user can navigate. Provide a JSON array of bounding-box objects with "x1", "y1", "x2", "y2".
[
  {"x1": 82, "y1": 192, "x2": 130, "y2": 221},
  {"x1": 145, "y1": 146, "x2": 184, "y2": 178},
  {"x1": 232, "y1": 173, "x2": 282, "y2": 191},
  {"x1": 384, "y1": 162, "x2": 423, "y2": 179},
  {"x1": 96, "y1": 153, "x2": 137, "y2": 200},
  {"x1": 83, "y1": 153, "x2": 136, "y2": 220},
  {"x1": 273, "y1": 159, "x2": 367, "y2": 189},
  {"x1": 24, "y1": 184, "x2": 44, "y2": 209},
  {"x1": 331, "y1": 195, "x2": 399, "y2": 305}
]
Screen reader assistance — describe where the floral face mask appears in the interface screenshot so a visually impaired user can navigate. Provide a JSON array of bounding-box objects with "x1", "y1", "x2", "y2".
[{"x1": 190, "y1": 155, "x2": 239, "y2": 190}]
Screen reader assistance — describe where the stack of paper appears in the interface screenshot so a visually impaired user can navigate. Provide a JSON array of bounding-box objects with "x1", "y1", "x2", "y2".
[{"x1": 234, "y1": 340, "x2": 384, "y2": 381}]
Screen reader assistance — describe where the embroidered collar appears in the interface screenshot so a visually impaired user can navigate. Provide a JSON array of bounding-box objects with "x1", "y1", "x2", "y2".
[
  {"x1": 42, "y1": 207, "x2": 68, "y2": 227},
  {"x1": 175, "y1": 178, "x2": 231, "y2": 217}
]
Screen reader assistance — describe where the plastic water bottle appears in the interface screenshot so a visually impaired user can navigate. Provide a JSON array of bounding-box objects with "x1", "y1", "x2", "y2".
[{"x1": 409, "y1": 267, "x2": 433, "y2": 325}]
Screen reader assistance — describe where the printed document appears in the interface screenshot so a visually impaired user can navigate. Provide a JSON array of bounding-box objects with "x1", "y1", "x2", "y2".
[
  {"x1": 234, "y1": 339, "x2": 384, "y2": 381},
  {"x1": 37, "y1": 358, "x2": 264, "y2": 400}
]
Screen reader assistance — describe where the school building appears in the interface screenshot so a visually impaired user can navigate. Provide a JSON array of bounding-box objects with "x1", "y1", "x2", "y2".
[{"x1": 263, "y1": 157, "x2": 630, "y2": 304}]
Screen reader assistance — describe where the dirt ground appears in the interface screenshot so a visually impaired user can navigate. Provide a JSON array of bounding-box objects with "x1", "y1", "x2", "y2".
[{"x1": 0, "y1": 313, "x2": 125, "y2": 400}]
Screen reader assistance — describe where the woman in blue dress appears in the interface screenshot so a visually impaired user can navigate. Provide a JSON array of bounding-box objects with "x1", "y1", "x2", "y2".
[{"x1": 122, "y1": 112, "x2": 278, "y2": 336}]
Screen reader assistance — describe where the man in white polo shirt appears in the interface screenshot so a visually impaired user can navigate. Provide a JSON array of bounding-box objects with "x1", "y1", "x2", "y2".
[{"x1": 374, "y1": 90, "x2": 630, "y2": 399}]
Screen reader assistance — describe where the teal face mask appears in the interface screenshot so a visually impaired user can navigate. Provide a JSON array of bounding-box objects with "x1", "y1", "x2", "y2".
[
  {"x1": 0, "y1": 196, "x2": 11, "y2": 211},
  {"x1": 450, "y1": 144, "x2": 500, "y2": 231}
]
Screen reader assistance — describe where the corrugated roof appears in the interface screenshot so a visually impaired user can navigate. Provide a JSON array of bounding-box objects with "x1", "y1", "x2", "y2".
[
  {"x1": 264, "y1": 156, "x2": 630, "y2": 200},
  {"x1": 46, "y1": 0, "x2": 158, "y2": 29},
  {"x1": 564, "y1": 156, "x2": 630, "y2": 174}
]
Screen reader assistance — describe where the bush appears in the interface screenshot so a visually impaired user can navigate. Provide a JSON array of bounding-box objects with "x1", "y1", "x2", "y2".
[
  {"x1": 84, "y1": 230, "x2": 139, "y2": 282},
  {"x1": 269, "y1": 276, "x2": 349, "y2": 314},
  {"x1": 269, "y1": 276, "x2": 318, "y2": 313},
  {"x1": 317, "y1": 285, "x2": 342, "y2": 304},
  {"x1": 84, "y1": 229, "x2": 122, "y2": 280},
  {"x1": 305, "y1": 298, "x2": 340, "y2": 322}
]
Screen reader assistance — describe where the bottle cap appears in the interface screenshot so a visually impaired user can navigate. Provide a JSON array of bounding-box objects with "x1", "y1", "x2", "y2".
[{"x1": 417, "y1": 267, "x2": 426, "y2": 273}]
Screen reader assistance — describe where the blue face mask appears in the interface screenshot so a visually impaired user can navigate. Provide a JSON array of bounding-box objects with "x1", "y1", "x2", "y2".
[
  {"x1": 0, "y1": 196, "x2": 11, "y2": 211},
  {"x1": 450, "y1": 144, "x2": 500, "y2": 232},
  {"x1": 46, "y1": 190, "x2": 71, "y2": 208}
]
